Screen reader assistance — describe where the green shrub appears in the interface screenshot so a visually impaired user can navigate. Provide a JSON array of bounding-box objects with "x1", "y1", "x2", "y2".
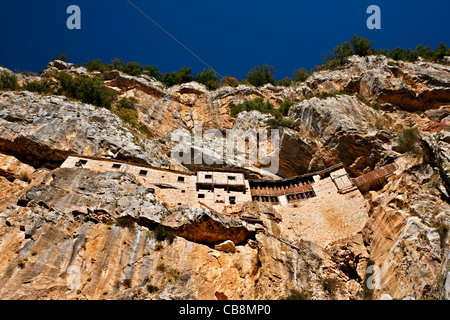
[
  {"x1": 115, "y1": 217, "x2": 136, "y2": 229},
  {"x1": 322, "y1": 35, "x2": 373, "y2": 70},
  {"x1": 144, "y1": 65, "x2": 163, "y2": 80},
  {"x1": 85, "y1": 59, "x2": 143, "y2": 76},
  {"x1": 85, "y1": 59, "x2": 109, "y2": 73},
  {"x1": 146, "y1": 285, "x2": 159, "y2": 293},
  {"x1": 276, "y1": 68, "x2": 310, "y2": 87},
  {"x1": 0, "y1": 70, "x2": 18, "y2": 91},
  {"x1": 246, "y1": 64, "x2": 276, "y2": 87},
  {"x1": 116, "y1": 97, "x2": 138, "y2": 110},
  {"x1": 350, "y1": 35, "x2": 374, "y2": 57},
  {"x1": 161, "y1": 67, "x2": 194, "y2": 87},
  {"x1": 167, "y1": 269, "x2": 181, "y2": 282},
  {"x1": 55, "y1": 71, "x2": 117, "y2": 109},
  {"x1": 322, "y1": 278, "x2": 339, "y2": 294},
  {"x1": 151, "y1": 225, "x2": 175, "y2": 244},
  {"x1": 292, "y1": 68, "x2": 310, "y2": 83},
  {"x1": 156, "y1": 263, "x2": 166, "y2": 272},
  {"x1": 398, "y1": 127, "x2": 420, "y2": 154},
  {"x1": 285, "y1": 289, "x2": 310, "y2": 300},
  {"x1": 52, "y1": 54, "x2": 68, "y2": 62},
  {"x1": 24, "y1": 79, "x2": 55, "y2": 94},
  {"x1": 122, "y1": 62, "x2": 144, "y2": 77},
  {"x1": 266, "y1": 115, "x2": 295, "y2": 129},
  {"x1": 279, "y1": 100, "x2": 295, "y2": 116},
  {"x1": 231, "y1": 97, "x2": 276, "y2": 117},
  {"x1": 195, "y1": 69, "x2": 219, "y2": 90},
  {"x1": 231, "y1": 98, "x2": 296, "y2": 129},
  {"x1": 113, "y1": 107, "x2": 139, "y2": 127},
  {"x1": 437, "y1": 223, "x2": 449, "y2": 248},
  {"x1": 276, "y1": 76, "x2": 293, "y2": 87},
  {"x1": 434, "y1": 42, "x2": 450, "y2": 61}
]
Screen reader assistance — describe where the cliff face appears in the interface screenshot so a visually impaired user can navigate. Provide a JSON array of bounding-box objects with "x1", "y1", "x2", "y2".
[{"x1": 0, "y1": 55, "x2": 449, "y2": 300}]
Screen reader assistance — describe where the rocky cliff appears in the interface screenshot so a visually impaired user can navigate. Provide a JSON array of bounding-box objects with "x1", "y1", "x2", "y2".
[{"x1": 0, "y1": 54, "x2": 449, "y2": 300}]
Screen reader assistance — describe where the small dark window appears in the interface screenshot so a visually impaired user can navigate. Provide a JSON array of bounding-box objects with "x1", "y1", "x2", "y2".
[
  {"x1": 79, "y1": 159, "x2": 88, "y2": 165},
  {"x1": 205, "y1": 174, "x2": 212, "y2": 179},
  {"x1": 147, "y1": 188, "x2": 155, "y2": 194},
  {"x1": 112, "y1": 164, "x2": 121, "y2": 169},
  {"x1": 228, "y1": 176, "x2": 236, "y2": 180},
  {"x1": 198, "y1": 194, "x2": 205, "y2": 198},
  {"x1": 229, "y1": 196, "x2": 236, "y2": 204},
  {"x1": 139, "y1": 170, "x2": 148, "y2": 176},
  {"x1": 181, "y1": 190, "x2": 185, "y2": 193},
  {"x1": 178, "y1": 176, "x2": 185, "y2": 182}
]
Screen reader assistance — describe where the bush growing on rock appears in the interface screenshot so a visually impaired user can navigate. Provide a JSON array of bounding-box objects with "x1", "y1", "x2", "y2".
[
  {"x1": 116, "y1": 96, "x2": 138, "y2": 110},
  {"x1": 265, "y1": 115, "x2": 295, "y2": 129},
  {"x1": 322, "y1": 35, "x2": 373, "y2": 70},
  {"x1": 279, "y1": 100, "x2": 295, "y2": 116},
  {"x1": 292, "y1": 68, "x2": 310, "y2": 83},
  {"x1": 85, "y1": 59, "x2": 143, "y2": 76},
  {"x1": 397, "y1": 127, "x2": 420, "y2": 154},
  {"x1": 322, "y1": 35, "x2": 450, "y2": 70},
  {"x1": 144, "y1": 65, "x2": 163, "y2": 80},
  {"x1": 0, "y1": 70, "x2": 19, "y2": 91},
  {"x1": 231, "y1": 97, "x2": 296, "y2": 129},
  {"x1": 24, "y1": 79, "x2": 55, "y2": 94},
  {"x1": 285, "y1": 289, "x2": 311, "y2": 300},
  {"x1": 245, "y1": 64, "x2": 276, "y2": 87},
  {"x1": 54, "y1": 71, "x2": 117, "y2": 109},
  {"x1": 85, "y1": 59, "x2": 109, "y2": 73},
  {"x1": 150, "y1": 225, "x2": 175, "y2": 244},
  {"x1": 161, "y1": 67, "x2": 195, "y2": 87},
  {"x1": 113, "y1": 108, "x2": 138, "y2": 127},
  {"x1": 51, "y1": 54, "x2": 68, "y2": 62},
  {"x1": 113, "y1": 97, "x2": 139, "y2": 128},
  {"x1": 230, "y1": 97, "x2": 276, "y2": 117},
  {"x1": 195, "y1": 69, "x2": 219, "y2": 90},
  {"x1": 276, "y1": 77, "x2": 293, "y2": 87},
  {"x1": 121, "y1": 61, "x2": 144, "y2": 77}
]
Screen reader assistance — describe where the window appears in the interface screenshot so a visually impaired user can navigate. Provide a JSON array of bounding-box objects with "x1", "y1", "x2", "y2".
[
  {"x1": 205, "y1": 174, "x2": 212, "y2": 179},
  {"x1": 112, "y1": 163, "x2": 121, "y2": 169},
  {"x1": 181, "y1": 190, "x2": 185, "y2": 193},
  {"x1": 228, "y1": 176, "x2": 236, "y2": 180},
  {"x1": 139, "y1": 170, "x2": 148, "y2": 176},
  {"x1": 229, "y1": 196, "x2": 236, "y2": 204},
  {"x1": 198, "y1": 194, "x2": 205, "y2": 198},
  {"x1": 178, "y1": 176, "x2": 185, "y2": 182},
  {"x1": 79, "y1": 159, "x2": 88, "y2": 165}
]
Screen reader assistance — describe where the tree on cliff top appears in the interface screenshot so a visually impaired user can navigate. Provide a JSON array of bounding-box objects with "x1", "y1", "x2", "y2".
[{"x1": 245, "y1": 64, "x2": 276, "y2": 87}]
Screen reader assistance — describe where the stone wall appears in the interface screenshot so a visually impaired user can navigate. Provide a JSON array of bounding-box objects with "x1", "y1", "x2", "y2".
[{"x1": 61, "y1": 156, "x2": 252, "y2": 212}]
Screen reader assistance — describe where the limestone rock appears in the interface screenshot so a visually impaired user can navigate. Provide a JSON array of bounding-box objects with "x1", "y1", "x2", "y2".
[
  {"x1": 289, "y1": 94, "x2": 392, "y2": 171},
  {"x1": 422, "y1": 130, "x2": 450, "y2": 195},
  {"x1": 103, "y1": 70, "x2": 166, "y2": 97},
  {"x1": 214, "y1": 240, "x2": 236, "y2": 253},
  {"x1": 344, "y1": 55, "x2": 450, "y2": 111},
  {"x1": 46, "y1": 60, "x2": 74, "y2": 71},
  {"x1": 162, "y1": 207, "x2": 254, "y2": 245},
  {"x1": 0, "y1": 91, "x2": 168, "y2": 169}
]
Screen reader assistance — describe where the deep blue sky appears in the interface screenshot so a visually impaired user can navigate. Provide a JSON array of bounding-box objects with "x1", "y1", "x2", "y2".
[{"x1": 0, "y1": 0, "x2": 449, "y2": 80}]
